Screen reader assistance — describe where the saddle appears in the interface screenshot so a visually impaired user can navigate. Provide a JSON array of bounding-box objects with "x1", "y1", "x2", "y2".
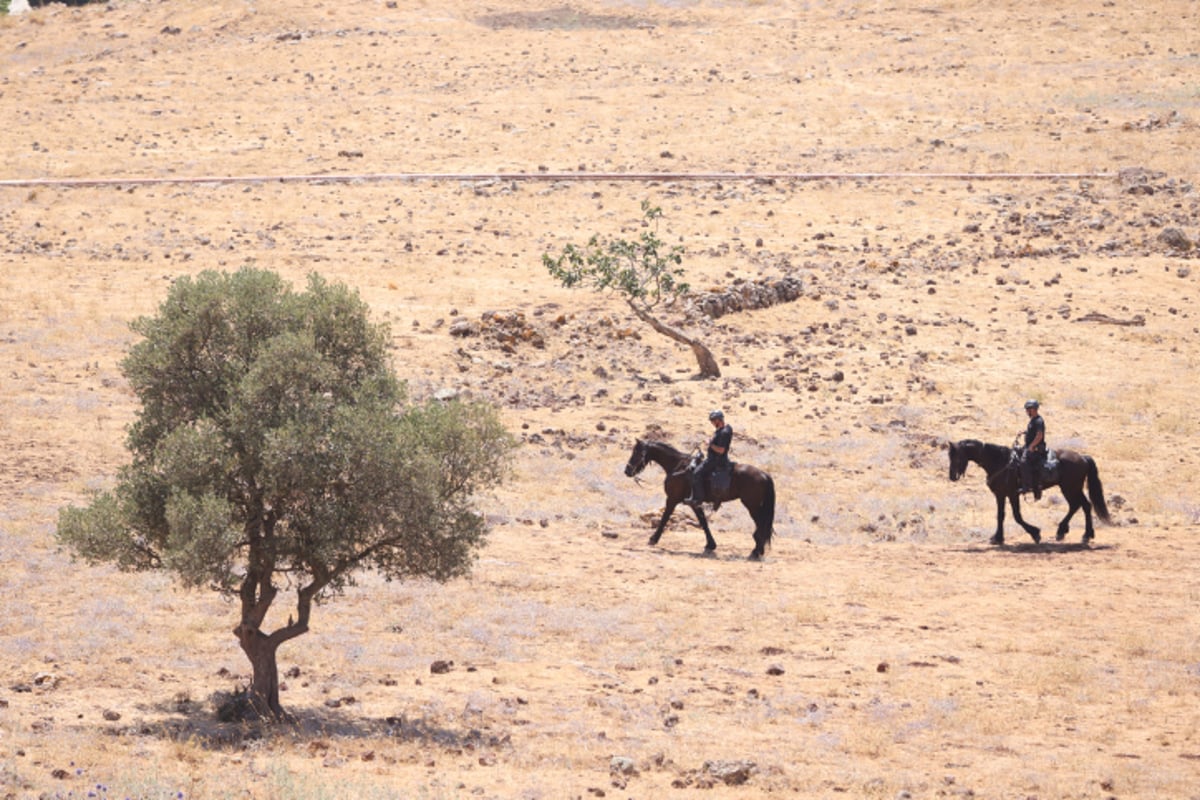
[
  {"x1": 708, "y1": 464, "x2": 734, "y2": 496},
  {"x1": 684, "y1": 454, "x2": 734, "y2": 504},
  {"x1": 1010, "y1": 448, "x2": 1058, "y2": 485},
  {"x1": 1042, "y1": 450, "x2": 1059, "y2": 484}
]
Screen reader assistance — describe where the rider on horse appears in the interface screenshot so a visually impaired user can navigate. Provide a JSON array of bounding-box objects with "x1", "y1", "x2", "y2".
[
  {"x1": 1018, "y1": 399, "x2": 1047, "y2": 500},
  {"x1": 684, "y1": 409, "x2": 732, "y2": 507}
]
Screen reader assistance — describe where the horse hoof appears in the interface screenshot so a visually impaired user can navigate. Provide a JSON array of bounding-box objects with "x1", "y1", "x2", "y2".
[
  {"x1": 748, "y1": 551, "x2": 762, "y2": 561},
  {"x1": 648, "y1": 536, "x2": 660, "y2": 546},
  {"x1": 989, "y1": 534, "x2": 1004, "y2": 546}
]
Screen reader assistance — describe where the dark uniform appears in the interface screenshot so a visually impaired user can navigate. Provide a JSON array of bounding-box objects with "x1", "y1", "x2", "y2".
[
  {"x1": 1020, "y1": 401, "x2": 1046, "y2": 499},
  {"x1": 686, "y1": 411, "x2": 732, "y2": 506}
]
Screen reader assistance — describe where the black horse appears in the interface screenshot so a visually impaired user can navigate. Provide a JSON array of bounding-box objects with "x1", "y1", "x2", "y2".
[
  {"x1": 948, "y1": 438, "x2": 1111, "y2": 545},
  {"x1": 624, "y1": 439, "x2": 775, "y2": 560}
]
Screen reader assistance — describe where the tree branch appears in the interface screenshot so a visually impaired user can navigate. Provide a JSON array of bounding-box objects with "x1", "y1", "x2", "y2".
[{"x1": 625, "y1": 299, "x2": 721, "y2": 378}]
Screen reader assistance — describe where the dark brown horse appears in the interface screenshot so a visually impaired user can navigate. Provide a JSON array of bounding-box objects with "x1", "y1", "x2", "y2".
[
  {"x1": 624, "y1": 439, "x2": 775, "y2": 560},
  {"x1": 948, "y1": 438, "x2": 1111, "y2": 545}
]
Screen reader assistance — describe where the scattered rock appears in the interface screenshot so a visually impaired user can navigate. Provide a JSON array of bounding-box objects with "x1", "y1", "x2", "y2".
[
  {"x1": 32, "y1": 673, "x2": 59, "y2": 691},
  {"x1": 1158, "y1": 228, "x2": 1193, "y2": 251},
  {"x1": 102, "y1": 709, "x2": 121, "y2": 721},
  {"x1": 610, "y1": 756, "x2": 639, "y2": 776},
  {"x1": 705, "y1": 759, "x2": 756, "y2": 786},
  {"x1": 1074, "y1": 312, "x2": 1145, "y2": 326},
  {"x1": 430, "y1": 660, "x2": 454, "y2": 674},
  {"x1": 689, "y1": 276, "x2": 804, "y2": 320},
  {"x1": 449, "y1": 319, "x2": 479, "y2": 337}
]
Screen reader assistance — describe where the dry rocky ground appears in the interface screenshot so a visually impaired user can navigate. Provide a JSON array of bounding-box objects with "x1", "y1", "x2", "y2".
[{"x1": 2, "y1": 0, "x2": 1200, "y2": 798}]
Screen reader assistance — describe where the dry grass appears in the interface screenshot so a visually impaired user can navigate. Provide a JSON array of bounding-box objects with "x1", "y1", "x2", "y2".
[{"x1": 3, "y1": 0, "x2": 1200, "y2": 798}]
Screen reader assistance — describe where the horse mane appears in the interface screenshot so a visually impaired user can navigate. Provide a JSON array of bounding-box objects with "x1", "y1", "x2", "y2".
[
  {"x1": 644, "y1": 439, "x2": 690, "y2": 460},
  {"x1": 982, "y1": 441, "x2": 1013, "y2": 459},
  {"x1": 956, "y1": 438, "x2": 1011, "y2": 456}
]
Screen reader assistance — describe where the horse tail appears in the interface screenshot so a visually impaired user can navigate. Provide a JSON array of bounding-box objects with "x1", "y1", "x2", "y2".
[
  {"x1": 755, "y1": 475, "x2": 776, "y2": 551},
  {"x1": 1085, "y1": 456, "x2": 1111, "y2": 523}
]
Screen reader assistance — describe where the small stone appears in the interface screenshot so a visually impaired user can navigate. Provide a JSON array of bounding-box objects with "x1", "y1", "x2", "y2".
[
  {"x1": 610, "y1": 756, "x2": 639, "y2": 776},
  {"x1": 102, "y1": 709, "x2": 121, "y2": 721},
  {"x1": 705, "y1": 759, "x2": 755, "y2": 786},
  {"x1": 430, "y1": 660, "x2": 453, "y2": 674}
]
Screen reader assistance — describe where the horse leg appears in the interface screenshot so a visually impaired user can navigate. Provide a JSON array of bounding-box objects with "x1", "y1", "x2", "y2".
[
  {"x1": 749, "y1": 527, "x2": 765, "y2": 562},
  {"x1": 1081, "y1": 493, "x2": 1095, "y2": 544},
  {"x1": 1009, "y1": 493, "x2": 1042, "y2": 543},
  {"x1": 990, "y1": 491, "x2": 1006, "y2": 545},
  {"x1": 693, "y1": 506, "x2": 718, "y2": 553},
  {"x1": 1056, "y1": 487, "x2": 1092, "y2": 544},
  {"x1": 1055, "y1": 496, "x2": 1078, "y2": 542},
  {"x1": 1056, "y1": 482, "x2": 1094, "y2": 544},
  {"x1": 746, "y1": 500, "x2": 766, "y2": 562},
  {"x1": 648, "y1": 501, "x2": 678, "y2": 546}
]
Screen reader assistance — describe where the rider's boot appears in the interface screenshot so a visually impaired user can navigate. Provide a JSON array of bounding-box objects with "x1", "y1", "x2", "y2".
[{"x1": 684, "y1": 476, "x2": 705, "y2": 507}]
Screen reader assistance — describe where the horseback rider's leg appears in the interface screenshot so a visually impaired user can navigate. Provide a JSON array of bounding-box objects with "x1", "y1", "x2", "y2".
[
  {"x1": 1031, "y1": 453, "x2": 1044, "y2": 500},
  {"x1": 685, "y1": 460, "x2": 710, "y2": 506}
]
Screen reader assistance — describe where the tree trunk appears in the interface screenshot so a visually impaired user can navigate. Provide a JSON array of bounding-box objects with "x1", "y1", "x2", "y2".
[
  {"x1": 626, "y1": 300, "x2": 721, "y2": 379},
  {"x1": 235, "y1": 623, "x2": 287, "y2": 721}
]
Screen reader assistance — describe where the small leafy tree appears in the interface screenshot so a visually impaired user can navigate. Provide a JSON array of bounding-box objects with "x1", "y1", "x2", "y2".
[
  {"x1": 543, "y1": 201, "x2": 720, "y2": 378},
  {"x1": 57, "y1": 268, "x2": 514, "y2": 721}
]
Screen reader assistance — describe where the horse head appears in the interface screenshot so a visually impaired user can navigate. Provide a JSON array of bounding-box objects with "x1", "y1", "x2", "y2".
[
  {"x1": 948, "y1": 441, "x2": 969, "y2": 482},
  {"x1": 625, "y1": 439, "x2": 649, "y2": 477}
]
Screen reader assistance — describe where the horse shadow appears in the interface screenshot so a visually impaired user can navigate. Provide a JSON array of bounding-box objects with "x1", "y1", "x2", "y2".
[
  {"x1": 956, "y1": 540, "x2": 1117, "y2": 556},
  {"x1": 648, "y1": 543, "x2": 765, "y2": 562}
]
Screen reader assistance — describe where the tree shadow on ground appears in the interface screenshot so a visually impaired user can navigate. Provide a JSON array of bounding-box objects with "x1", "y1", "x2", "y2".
[{"x1": 117, "y1": 701, "x2": 508, "y2": 752}]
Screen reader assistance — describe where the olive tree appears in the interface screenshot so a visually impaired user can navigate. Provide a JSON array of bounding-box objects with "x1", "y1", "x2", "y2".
[
  {"x1": 57, "y1": 268, "x2": 514, "y2": 721},
  {"x1": 543, "y1": 201, "x2": 720, "y2": 378}
]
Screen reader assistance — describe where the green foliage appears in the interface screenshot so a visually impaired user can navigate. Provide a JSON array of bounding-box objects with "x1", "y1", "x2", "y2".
[
  {"x1": 58, "y1": 267, "x2": 514, "y2": 601},
  {"x1": 542, "y1": 200, "x2": 688, "y2": 311}
]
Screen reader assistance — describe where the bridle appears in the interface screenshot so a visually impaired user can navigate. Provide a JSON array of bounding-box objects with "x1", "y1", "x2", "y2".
[{"x1": 625, "y1": 441, "x2": 648, "y2": 484}]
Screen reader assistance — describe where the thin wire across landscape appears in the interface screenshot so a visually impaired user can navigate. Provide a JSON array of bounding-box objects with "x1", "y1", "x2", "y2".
[{"x1": 0, "y1": 170, "x2": 1119, "y2": 189}]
